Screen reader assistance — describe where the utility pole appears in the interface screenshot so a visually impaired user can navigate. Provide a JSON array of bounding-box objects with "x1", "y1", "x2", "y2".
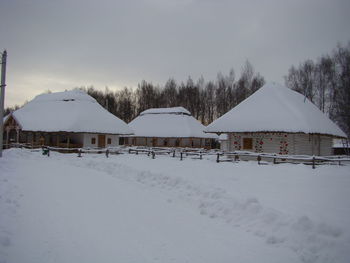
[{"x1": 0, "y1": 50, "x2": 7, "y2": 158}]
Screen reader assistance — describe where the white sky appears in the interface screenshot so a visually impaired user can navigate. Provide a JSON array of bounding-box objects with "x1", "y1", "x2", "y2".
[{"x1": 1, "y1": 0, "x2": 349, "y2": 107}]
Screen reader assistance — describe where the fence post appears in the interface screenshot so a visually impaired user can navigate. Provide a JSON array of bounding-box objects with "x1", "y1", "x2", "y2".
[
  {"x1": 172, "y1": 150, "x2": 175, "y2": 158},
  {"x1": 338, "y1": 156, "x2": 341, "y2": 166},
  {"x1": 234, "y1": 155, "x2": 239, "y2": 162},
  {"x1": 199, "y1": 151, "x2": 202, "y2": 160},
  {"x1": 180, "y1": 152, "x2": 183, "y2": 161},
  {"x1": 106, "y1": 149, "x2": 109, "y2": 158},
  {"x1": 78, "y1": 149, "x2": 82, "y2": 157},
  {"x1": 136, "y1": 150, "x2": 138, "y2": 155},
  {"x1": 257, "y1": 155, "x2": 261, "y2": 165},
  {"x1": 312, "y1": 156, "x2": 315, "y2": 169},
  {"x1": 152, "y1": 151, "x2": 155, "y2": 159},
  {"x1": 47, "y1": 148, "x2": 50, "y2": 157},
  {"x1": 216, "y1": 153, "x2": 220, "y2": 163},
  {"x1": 128, "y1": 149, "x2": 131, "y2": 154}
]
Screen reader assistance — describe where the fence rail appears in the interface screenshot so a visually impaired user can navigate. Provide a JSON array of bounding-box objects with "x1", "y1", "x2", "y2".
[
  {"x1": 6, "y1": 143, "x2": 350, "y2": 169},
  {"x1": 215, "y1": 150, "x2": 350, "y2": 168}
]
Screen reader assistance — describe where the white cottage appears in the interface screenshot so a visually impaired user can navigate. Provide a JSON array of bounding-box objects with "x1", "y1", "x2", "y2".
[
  {"x1": 3, "y1": 90, "x2": 133, "y2": 148},
  {"x1": 205, "y1": 83, "x2": 347, "y2": 156},
  {"x1": 128, "y1": 107, "x2": 217, "y2": 148}
]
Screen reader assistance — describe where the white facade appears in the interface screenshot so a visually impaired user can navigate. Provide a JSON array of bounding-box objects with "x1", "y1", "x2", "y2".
[
  {"x1": 83, "y1": 133, "x2": 120, "y2": 148},
  {"x1": 219, "y1": 134, "x2": 229, "y2": 152},
  {"x1": 4, "y1": 129, "x2": 120, "y2": 149},
  {"x1": 224, "y1": 132, "x2": 333, "y2": 156}
]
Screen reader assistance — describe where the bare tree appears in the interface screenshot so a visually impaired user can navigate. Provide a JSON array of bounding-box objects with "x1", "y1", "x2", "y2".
[
  {"x1": 285, "y1": 42, "x2": 350, "y2": 137},
  {"x1": 203, "y1": 81, "x2": 216, "y2": 124},
  {"x1": 136, "y1": 80, "x2": 161, "y2": 114},
  {"x1": 331, "y1": 43, "x2": 350, "y2": 136},
  {"x1": 162, "y1": 78, "x2": 178, "y2": 107},
  {"x1": 116, "y1": 87, "x2": 136, "y2": 122}
]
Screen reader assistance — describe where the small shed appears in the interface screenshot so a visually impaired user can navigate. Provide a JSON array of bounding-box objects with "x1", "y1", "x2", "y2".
[
  {"x1": 205, "y1": 83, "x2": 347, "y2": 156},
  {"x1": 3, "y1": 90, "x2": 133, "y2": 148},
  {"x1": 128, "y1": 107, "x2": 217, "y2": 148}
]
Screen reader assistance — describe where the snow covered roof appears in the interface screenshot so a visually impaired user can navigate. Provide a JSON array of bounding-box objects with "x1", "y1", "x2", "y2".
[
  {"x1": 140, "y1": 107, "x2": 191, "y2": 116},
  {"x1": 11, "y1": 90, "x2": 133, "y2": 135},
  {"x1": 205, "y1": 83, "x2": 347, "y2": 138},
  {"x1": 3, "y1": 114, "x2": 9, "y2": 123},
  {"x1": 129, "y1": 107, "x2": 217, "y2": 139}
]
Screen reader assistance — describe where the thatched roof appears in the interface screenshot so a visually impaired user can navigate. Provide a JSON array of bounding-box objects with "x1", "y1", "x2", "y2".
[
  {"x1": 206, "y1": 83, "x2": 346, "y2": 138},
  {"x1": 9, "y1": 90, "x2": 133, "y2": 135}
]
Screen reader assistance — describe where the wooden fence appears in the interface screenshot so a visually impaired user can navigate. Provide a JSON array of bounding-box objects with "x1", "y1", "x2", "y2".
[{"x1": 6, "y1": 143, "x2": 350, "y2": 169}]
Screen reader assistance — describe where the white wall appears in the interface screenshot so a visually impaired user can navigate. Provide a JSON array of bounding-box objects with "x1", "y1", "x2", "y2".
[
  {"x1": 294, "y1": 134, "x2": 332, "y2": 156},
  {"x1": 227, "y1": 132, "x2": 334, "y2": 156},
  {"x1": 220, "y1": 140, "x2": 229, "y2": 151},
  {"x1": 83, "y1": 134, "x2": 120, "y2": 148},
  {"x1": 320, "y1": 135, "x2": 333, "y2": 156}
]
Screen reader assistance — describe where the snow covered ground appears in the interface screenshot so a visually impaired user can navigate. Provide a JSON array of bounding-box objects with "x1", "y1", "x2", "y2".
[{"x1": 0, "y1": 148, "x2": 349, "y2": 263}]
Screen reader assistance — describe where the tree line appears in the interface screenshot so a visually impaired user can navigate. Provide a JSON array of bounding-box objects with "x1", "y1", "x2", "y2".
[
  {"x1": 285, "y1": 42, "x2": 350, "y2": 137},
  {"x1": 4, "y1": 42, "x2": 350, "y2": 137},
  {"x1": 81, "y1": 60, "x2": 265, "y2": 125}
]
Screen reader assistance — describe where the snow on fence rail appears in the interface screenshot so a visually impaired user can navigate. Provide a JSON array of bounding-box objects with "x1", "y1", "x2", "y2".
[
  {"x1": 6, "y1": 143, "x2": 350, "y2": 168},
  {"x1": 215, "y1": 150, "x2": 350, "y2": 168}
]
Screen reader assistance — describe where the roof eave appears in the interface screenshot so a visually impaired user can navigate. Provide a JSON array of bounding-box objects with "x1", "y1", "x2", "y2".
[{"x1": 20, "y1": 129, "x2": 134, "y2": 136}]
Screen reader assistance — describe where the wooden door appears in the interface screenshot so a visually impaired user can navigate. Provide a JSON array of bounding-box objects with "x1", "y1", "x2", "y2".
[
  {"x1": 98, "y1": 134, "x2": 106, "y2": 148},
  {"x1": 243, "y1": 138, "x2": 253, "y2": 150}
]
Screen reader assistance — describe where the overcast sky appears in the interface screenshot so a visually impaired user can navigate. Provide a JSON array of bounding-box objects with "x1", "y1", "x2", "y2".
[{"x1": 1, "y1": 0, "x2": 349, "y2": 107}]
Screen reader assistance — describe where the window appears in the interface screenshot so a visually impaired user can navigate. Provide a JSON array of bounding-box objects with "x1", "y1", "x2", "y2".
[
  {"x1": 164, "y1": 139, "x2": 168, "y2": 146},
  {"x1": 91, "y1": 137, "x2": 96, "y2": 144},
  {"x1": 107, "y1": 138, "x2": 112, "y2": 144},
  {"x1": 243, "y1": 138, "x2": 253, "y2": 150}
]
